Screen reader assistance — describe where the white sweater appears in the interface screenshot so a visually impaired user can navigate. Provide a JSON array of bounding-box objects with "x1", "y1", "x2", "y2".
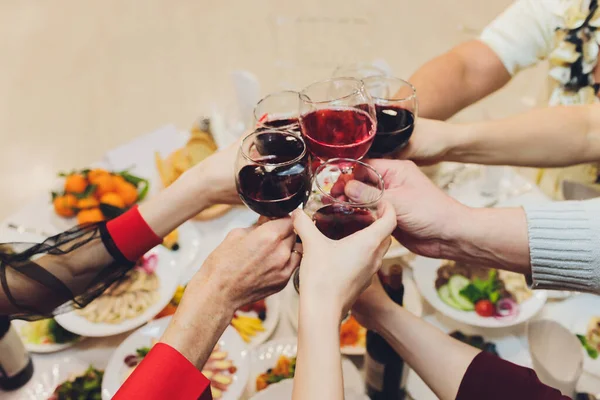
[{"x1": 524, "y1": 200, "x2": 600, "y2": 293}]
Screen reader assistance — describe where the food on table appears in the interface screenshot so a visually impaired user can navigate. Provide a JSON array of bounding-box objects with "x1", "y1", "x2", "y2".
[
  {"x1": 449, "y1": 331, "x2": 499, "y2": 357},
  {"x1": 340, "y1": 315, "x2": 366, "y2": 348},
  {"x1": 162, "y1": 229, "x2": 180, "y2": 251},
  {"x1": 231, "y1": 299, "x2": 267, "y2": 342},
  {"x1": 155, "y1": 285, "x2": 185, "y2": 319},
  {"x1": 578, "y1": 316, "x2": 600, "y2": 359},
  {"x1": 155, "y1": 119, "x2": 230, "y2": 220},
  {"x1": 124, "y1": 340, "x2": 237, "y2": 398},
  {"x1": 435, "y1": 261, "x2": 531, "y2": 319},
  {"x1": 20, "y1": 318, "x2": 79, "y2": 345},
  {"x1": 48, "y1": 365, "x2": 103, "y2": 400},
  {"x1": 52, "y1": 168, "x2": 149, "y2": 223},
  {"x1": 76, "y1": 255, "x2": 159, "y2": 324},
  {"x1": 256, "y1": 355, "x2": 296, "y2": 391}
]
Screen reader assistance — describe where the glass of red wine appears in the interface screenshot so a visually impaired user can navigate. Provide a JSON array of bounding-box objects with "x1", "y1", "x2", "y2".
[
  {"x1": 235, "y1": 129, "x2": 310, "y2": 218},
  {"x1": 362, "y1": 76, "x2": 418, "y2": 158},
  {"x1": 293, "y1": 158, "x2": 385, "y2": 292},
  {"x1": 299, "y1": 77, "x2": 377, "y2": 161},
  {"x1": 254, "y1": 91, "x2": 302, "y2": 135}
]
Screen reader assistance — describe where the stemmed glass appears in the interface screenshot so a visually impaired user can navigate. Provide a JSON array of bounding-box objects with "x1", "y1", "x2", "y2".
[
  {"x1": 253, "y1": 91, "x2": 302, "y2": 135},
  {"x1": 362, "y1": 76, "x2": 418, "y2": 158},
  {"x1": 235, "y1": 129, "x2": 310, "y2": 218},
  {"x1": 294, "y1": 158, "x2": 385, "y2": 292},
  {"x1": 299, "y1": 78, "x2": 377, "y2": 161}
]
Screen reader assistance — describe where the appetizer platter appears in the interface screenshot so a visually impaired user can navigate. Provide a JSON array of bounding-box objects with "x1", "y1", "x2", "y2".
[
  {"x1": 285, "y1": 271, "x2": 422, "y2": 355},
  {"x1": 248, "y1": 337, "x2": 364, "y2": 398},
  {"x1": 13, "y1": 318, "x2": 81, "y2": 354},
  {"x1": 413, "y1": 256, "x2": 547, "y2": 328},
  {"x1": 51, "y1": 167, "x2": 149, "y2": 229},
  {"x1": 55, "y1": 246, "x2": 182, "y2": 337},
  {"x1": 102, "y1": 316, "x2": 249, "y2": 400}
]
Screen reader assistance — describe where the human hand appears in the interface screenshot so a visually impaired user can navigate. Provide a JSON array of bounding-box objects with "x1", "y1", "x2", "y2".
[
  {"x1": 344, "y1": 159, "x2": 469, "y2": 259},
  {"x1": 351, "y1": 274, "x2": 394, "y2": 331},
  {"x1": 183, "y1": 217, "x2": 301, "y2": 313},
  {"x1": 395, "y1": 118, "x2": 459, "y2": 165},
  {"x1": 292, "y1": 202, "x2": 397, "y2": 316}
]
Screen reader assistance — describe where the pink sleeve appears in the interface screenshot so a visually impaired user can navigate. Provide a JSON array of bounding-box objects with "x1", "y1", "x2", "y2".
[{"x1": 114, "y1": 343, "x2": 212, "y2": 400}]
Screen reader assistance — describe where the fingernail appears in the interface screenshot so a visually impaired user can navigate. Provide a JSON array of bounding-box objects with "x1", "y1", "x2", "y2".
[{"x1": 345, "y1": 181, "x2": 362, "y2": 199}]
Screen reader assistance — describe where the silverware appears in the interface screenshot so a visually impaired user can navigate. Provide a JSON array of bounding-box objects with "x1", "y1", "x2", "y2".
[
  {"x1": 562, "y1": 180, "x2": 600, "y2": 201},
  {"x1": 6, "y1": 223, "x2": 53, "y2": 238}
]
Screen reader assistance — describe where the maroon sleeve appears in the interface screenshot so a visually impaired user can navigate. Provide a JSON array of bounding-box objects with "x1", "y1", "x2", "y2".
[{"x1": 457, "y1": 352, "x2": 571, "y2": 400}]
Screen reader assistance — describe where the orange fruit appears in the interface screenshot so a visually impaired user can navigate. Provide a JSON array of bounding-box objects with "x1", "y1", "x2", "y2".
[
  {"x1": 114, "y1": 179, "x2": 138, "y2": 206},
  {"x1": 77, "y1": 197, "x2": 99, "y2": 210},
  {"x1": 100, "y1": 192, "x2": 125, "y2": 209},
  {"x1": 53, "y1": 194, "x2": 77, "y2": 217},
  {"x1": 77, "y1": 208, "x2": 104, "y2": 225},
  {"x1": 64, "y1": 174, "x2": 88, "y2": 194},
  {"x1": 88, "y1": 168, "x2": 110, "y2": 184},
  {"x1": 93, "y1": 174, "x2": 116, "y2": 197}
]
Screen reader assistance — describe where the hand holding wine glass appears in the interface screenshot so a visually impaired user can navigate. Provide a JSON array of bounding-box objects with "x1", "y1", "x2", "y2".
[{"x1": 292, "y1": 201, "x2": 396, "y2": 317}]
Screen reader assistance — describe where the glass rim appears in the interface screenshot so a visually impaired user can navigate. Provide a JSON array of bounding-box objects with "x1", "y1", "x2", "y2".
[
  {"x1": 240, "y1": 129, "x2": 307, "y2": 167},
  {"x1": 313, "y1": 157, "x2": 385, "y2": 208},
  {"x1": 253, "y1": 90, "x2": 301, "y2": 126},
  {"x1": 332, "y1": 62, "x2": 387, "y2": 78},
  {"x1": 299, "y1": 77, "x2": 366, "y2": 105},
  {"x1": 362, "y1": 75, "x2": 417, "y2": 102}
]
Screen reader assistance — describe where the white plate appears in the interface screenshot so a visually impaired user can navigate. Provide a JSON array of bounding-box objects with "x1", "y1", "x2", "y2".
[
  {"x1": 170, "y1": 221, "x2": 202, "y2": 274},
  {"x1": 405, "y1": 314, "x2": 531, "y2": 400},
  {"x1": 102, "y1": 316, "x2": 249, "y2": 400},
  {"x1": 247, "y1": 337, "x2": 364, "y2": 398},
  {"x1": 236, "y1": 295, "x2": 280, "y2": 348},
  {"x1": 412, "y1": 256, "x2": 547, "y2": 328},
  {"x1": 553, "y1": 294, "x2": 600, "y2": 378},
  {"x1": 284, "y1": 274, "x2": 423, "y2": 356},
  {"x1": 11, "y1": 319, "x2": 82, "y2": 354},
  {"x1": 250, "y1": 378, "x2": 369, "y2": 400},
  {"x1": 55, "y1": 246, "x2": 182, "y2": 337}
]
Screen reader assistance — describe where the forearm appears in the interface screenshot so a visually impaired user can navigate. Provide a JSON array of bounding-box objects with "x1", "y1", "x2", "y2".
[
  {"x1": 409, "y1": 41, "x2": 510, "y2": 120},
  {"x1": 371, "y1": 303, "x2": 479, "y2": 400},
  {"x1": 293, "y1": 298, "x2": 344, "y2": 400},
  {"x1": 445, "y1": 105, "x2": 600, "y2": 167},
  {"x1": 160, "y1": 270, "x2": 234, "y2": 369},
  {"x1": 441, "y1": 207, "x2": 530, "y2": 274}
]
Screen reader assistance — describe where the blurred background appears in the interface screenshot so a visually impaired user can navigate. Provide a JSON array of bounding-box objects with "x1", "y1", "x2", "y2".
[{"x1": 0, "y1": 0, "x2": 547, "y2": 219}]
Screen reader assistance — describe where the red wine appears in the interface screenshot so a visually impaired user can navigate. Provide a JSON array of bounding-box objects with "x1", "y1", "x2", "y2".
[
  {"x1": 312, "y1": 204, "x2": 375, "y2": 240},
  {"x1": 238, "y1": 133, "x2": 309, "y2": 218},
  {"x1": 0, "y1": 317, "x2": 34, "y2": 390},
  {"x1": 367, "y1": 106, "x2": 415, "y2": 158},
  {"x1": 301, "y1": 108, "x2": 375, "y2": 160},
  {"x1": 366, "y1": 266, "x2": 406, "y2": 400},
  {"x1": 260, "y1": 117, "x2": 300, "y2": 135}
]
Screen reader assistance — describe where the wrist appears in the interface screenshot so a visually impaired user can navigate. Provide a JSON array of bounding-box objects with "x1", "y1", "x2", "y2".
[{"x1": 443, "y1": 123, "x2": 476, "y2": 163}]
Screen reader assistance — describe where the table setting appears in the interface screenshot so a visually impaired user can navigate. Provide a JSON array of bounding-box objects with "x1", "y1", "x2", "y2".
[{"x1": 2, "y1": 67, "x2": 600, "y2": 400}]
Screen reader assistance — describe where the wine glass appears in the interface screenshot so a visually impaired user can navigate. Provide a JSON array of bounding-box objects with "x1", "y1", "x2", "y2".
[
  {"x1": 299, "y1": 77, "x2": 377, "y2": 161},
  {"x1": 362, "y1": 76, "x2": 418, "y2": 158},
  {"x1": 235, "y1": 129, "x2": 310, "y2": 218},
  {"x1": 254, "y1": 91, "x2": 302, "y2": 135},
  {"x1": 332, "y1": 62, "x2": 387, "y2": 80},
  {"x1": 294, "y1": 158, "x2": 385, "y2": 292}
]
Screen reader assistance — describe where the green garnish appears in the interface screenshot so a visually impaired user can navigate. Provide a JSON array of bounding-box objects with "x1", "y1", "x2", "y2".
[
  {"x1": 459, "y1": 270, "x2": 502, "y2": 304},
  {"x1": 136, "y1": 346, "x2": 151, "y2": 358},
  {"x1": 577, "y1": 334, "x2": 599, "y2": 359}
]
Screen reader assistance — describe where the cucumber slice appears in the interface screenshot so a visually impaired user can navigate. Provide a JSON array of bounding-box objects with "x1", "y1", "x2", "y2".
[
  {"x1": 448, "y1": 275, "x2": 475, "y2": 311},
  {"x1": 437, "y1": 284, "x2": 462, "y2": 310}
]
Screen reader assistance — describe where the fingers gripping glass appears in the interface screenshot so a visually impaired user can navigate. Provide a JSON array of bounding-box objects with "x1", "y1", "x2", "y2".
[{"x1": 293, "y1": 158, "x2": 385, "y2": 293}]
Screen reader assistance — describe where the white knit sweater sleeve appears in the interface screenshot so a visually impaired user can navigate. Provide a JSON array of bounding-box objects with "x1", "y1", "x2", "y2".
[{"x1": 523, "y1": 199, "x2": 600, "y2": 293}]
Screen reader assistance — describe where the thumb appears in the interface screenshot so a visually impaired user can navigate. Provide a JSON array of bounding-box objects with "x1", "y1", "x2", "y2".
[
  {"x1": 345, "y1": 180, "x2": 382, "y2": 204},
  {"x1": 291, "y1": 209, "x2": 322, "y2": 245}
]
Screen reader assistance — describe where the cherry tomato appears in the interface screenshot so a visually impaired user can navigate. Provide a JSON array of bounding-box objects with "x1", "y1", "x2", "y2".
[{"x1": 475, "y1": 300, "x2": 495, "y2": 317}]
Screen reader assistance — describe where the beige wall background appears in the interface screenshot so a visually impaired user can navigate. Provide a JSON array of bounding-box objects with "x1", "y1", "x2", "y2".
[{"x1": 0, "y1": 0, "x2": 545, "y2": 219}]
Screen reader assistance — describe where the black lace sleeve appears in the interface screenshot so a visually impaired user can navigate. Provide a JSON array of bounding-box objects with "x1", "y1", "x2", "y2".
[{"x1": 0, "y1": 222, "x2": 134, "y2": 321}]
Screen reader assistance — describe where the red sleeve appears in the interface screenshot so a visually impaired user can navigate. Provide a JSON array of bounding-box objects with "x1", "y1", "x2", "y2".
[
  {"x1": 114, "y1": 343, "x2": 212, "y2": 400},
  {"x1": 457, "y1": 351, "x2": 570, "y2": 400},
  {"x1": 106, "y1": 206, "x2": 163, "y2": 261}
]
